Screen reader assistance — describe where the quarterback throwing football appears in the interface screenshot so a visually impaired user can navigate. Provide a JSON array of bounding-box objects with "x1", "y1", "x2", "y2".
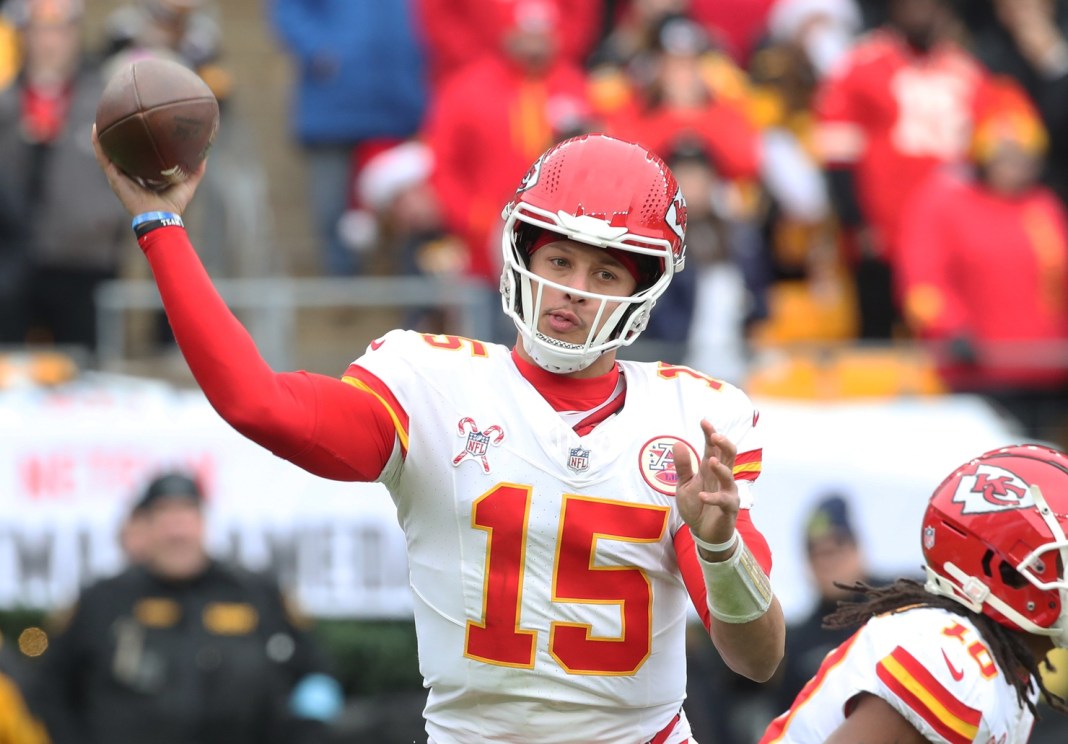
[{"x1": 92, "y1": 129, "x2": 785, "y2": 744}]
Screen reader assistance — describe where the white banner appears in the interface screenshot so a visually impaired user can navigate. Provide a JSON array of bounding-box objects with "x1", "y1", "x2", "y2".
[
  {"x1": 0, "y1": 374, "x2": 411, "y2": 619},
  {"x1": 0, "y1": 374, "x2": 1020, "y2": 621}
]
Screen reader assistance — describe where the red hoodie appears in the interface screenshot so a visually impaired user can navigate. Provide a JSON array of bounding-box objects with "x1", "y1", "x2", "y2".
[{"x1": 898, "y1": 168, "x2": 1068, "y2": 390}]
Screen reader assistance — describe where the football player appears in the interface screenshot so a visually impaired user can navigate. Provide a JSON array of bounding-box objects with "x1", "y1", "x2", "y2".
[
  {"x1": 761, "y1": 444, "x2": 1068, "y2": 743},
  {"x1": 91, "y1": 130, "x2": 785, "y2": 743}
]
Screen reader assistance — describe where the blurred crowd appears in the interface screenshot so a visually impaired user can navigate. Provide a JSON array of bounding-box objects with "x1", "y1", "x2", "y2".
[
  {"x1": 265, "y1": 0, "x2": 1068, "y2": 450},
  {"x1": 2, "y1": 3, "x2": 1068, "y2": 738},
  {"x1": 1, "y1": 0, "x2": 1067, "y2": 444}
]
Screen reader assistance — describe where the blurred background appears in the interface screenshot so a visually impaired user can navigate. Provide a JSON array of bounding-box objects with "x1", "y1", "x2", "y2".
[{"x1": 2, "y1": 0, "x2": 1068, "y2": 741}]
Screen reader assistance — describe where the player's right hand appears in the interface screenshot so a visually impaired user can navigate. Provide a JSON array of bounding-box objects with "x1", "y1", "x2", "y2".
[{"x1": 91, "y1": 124, "x2": 206, "y2": 218}]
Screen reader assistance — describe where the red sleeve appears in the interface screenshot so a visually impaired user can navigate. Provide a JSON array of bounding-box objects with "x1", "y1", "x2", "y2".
[
  {"x1": 138, "y1": 227, "x2": 398, "y2": 481},
  {"x1": 895, "y1": 172, "x2": 969, "y2": 338},
  {"x1": 675, "y1": 509, "x2": 773, "y2": 632}
]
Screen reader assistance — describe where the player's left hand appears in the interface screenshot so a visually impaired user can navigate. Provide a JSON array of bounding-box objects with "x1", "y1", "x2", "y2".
[{"x1": 673, "y1": 419, "x2": 739, "y2": 557}]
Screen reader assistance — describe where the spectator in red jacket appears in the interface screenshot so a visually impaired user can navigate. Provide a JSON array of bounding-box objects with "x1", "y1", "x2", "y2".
[
  {"x1": 897, "y1": 77, "x2": 1068, "y2": 443},
  {"x1": 421, "y1": 0, "x2": 591, "y2": 287},
  {"x1": 415, "y1": 0, "x2": 601, "y2": 89},
  {"x1": 813, "y1": 0, "x2": 990, "y2": 338}
]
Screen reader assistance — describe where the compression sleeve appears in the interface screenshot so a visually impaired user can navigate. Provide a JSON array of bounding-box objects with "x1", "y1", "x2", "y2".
[{"x1": 138, "y1": 226, "x2": 397, "y2": 481}]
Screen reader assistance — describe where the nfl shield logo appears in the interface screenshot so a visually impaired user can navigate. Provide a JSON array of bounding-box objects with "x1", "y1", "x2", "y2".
[
  {"x1": 465, "y1": 432, "x2": 490, "y2": 457},
  {"x1": 567, "y1": 447, "x2": 590, "y2": 473}
]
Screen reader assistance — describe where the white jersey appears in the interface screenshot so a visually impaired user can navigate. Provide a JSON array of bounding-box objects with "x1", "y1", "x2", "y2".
[
  {"x1": 348, "y1": 330, "x2": 765, "y2": 744},
  {"x1": 761, "y1": 607, "x2": 1037, "y2": 744}
]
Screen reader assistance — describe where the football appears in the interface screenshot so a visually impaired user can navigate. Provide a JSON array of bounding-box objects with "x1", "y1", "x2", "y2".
[{"x1": 95, "y1": 57, "x2": 220, "y2": 190}]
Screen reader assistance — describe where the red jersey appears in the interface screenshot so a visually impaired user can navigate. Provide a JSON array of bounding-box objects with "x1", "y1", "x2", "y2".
[
  {"x1": 897, "y1": 168, "x2": 1068, "y2": 390},
  {"x1": 814, "y1": 30, "x2": 989, "y2": 261}
]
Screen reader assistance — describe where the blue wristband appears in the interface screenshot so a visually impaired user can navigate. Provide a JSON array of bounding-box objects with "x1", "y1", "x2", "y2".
[{"x1": 132, "y1": 211, "x2": 184, "y2": 238}]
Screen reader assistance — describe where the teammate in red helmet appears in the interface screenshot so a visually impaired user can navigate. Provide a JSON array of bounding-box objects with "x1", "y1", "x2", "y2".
[
  {"x1": 92, "y1": 129, "x2": 785, "y2": 744},
  {"x1": 762, "y1": 444, "x2": 1068, "y2": 744}
]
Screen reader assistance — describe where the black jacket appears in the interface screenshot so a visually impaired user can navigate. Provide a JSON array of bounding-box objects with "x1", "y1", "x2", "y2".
[{"x1": 28, "y1": 560, "x2": 333, "y2": 744}]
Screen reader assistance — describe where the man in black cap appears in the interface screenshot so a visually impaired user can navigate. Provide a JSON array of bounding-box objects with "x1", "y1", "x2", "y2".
[
  {"x1": 774, "y1": 494, "x2": 894, "y2": 712},
  {"x1": 26, "y1": 471, "x2": 343, "y2": 744}
]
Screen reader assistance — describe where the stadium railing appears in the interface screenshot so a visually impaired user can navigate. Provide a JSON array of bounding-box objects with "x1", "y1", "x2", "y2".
[{"x1": 95, "y1": 276, "x2": 499, "y2": 370}]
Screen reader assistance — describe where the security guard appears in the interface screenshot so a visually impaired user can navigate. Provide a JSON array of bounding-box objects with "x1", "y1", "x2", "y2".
[{"x1": 27, "y1": 472, "x2": 342, "y2": 744}]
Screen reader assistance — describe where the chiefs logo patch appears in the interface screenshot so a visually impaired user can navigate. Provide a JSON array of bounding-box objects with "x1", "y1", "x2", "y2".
[
  {"x1": 665, "y1": 186, "x2": 687, "y2": 244},
  {"x1": 952, "y1": 464, "x2": 1033, "y2": 514},
  {"x1": 639, "y1": 436, "x2": 699, "y2": 496},
  {"x1": 516, "y1": 156, "x2": 543, "y2": 193}
]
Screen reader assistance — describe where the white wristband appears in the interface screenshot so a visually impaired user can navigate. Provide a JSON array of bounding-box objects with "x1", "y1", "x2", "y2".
[
  {"x1": 691, "y1": 529, "x2": 739, "y2": 554},
  {"x1": 698, "y1": 533, "x2": 774, "y2": 624}
]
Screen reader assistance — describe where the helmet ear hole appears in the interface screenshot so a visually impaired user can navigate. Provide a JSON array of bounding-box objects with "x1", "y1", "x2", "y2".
[
  {"x1": 997, "y1": 559, "x2": 1029, "y2": 589},
  {"x1": 981, "y1": 549, "x2": 995, "y2": 578}
]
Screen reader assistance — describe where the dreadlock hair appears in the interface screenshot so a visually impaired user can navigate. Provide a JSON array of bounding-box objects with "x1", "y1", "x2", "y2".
[{"x1": 824, "y1": 578, "x2": 1068, "y2": 718}]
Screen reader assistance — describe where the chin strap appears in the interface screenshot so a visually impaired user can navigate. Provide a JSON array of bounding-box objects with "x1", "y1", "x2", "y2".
[
  {"x1": 925, "y1": 563, "x2": 986, "y2": 613},
  {"x1": 522, "y1": 331, "x2": 596, "y2": 374}
]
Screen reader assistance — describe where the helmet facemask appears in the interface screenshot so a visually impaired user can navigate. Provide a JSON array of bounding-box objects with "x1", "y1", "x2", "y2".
[
  {"x1": 500, "y1": 203, "x2": 677, "y2": 374},
  {"x1": 1013, "y1": 484, "x2": 1068, "y2": 647}
]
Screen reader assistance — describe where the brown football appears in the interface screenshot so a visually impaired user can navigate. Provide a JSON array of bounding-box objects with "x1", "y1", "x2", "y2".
[{"x1": 95, "y1": 57, "x2": 220, "y2": 190}]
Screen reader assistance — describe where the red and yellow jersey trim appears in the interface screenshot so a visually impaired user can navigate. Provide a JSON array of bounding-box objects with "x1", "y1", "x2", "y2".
[
  {"x1": 733, "y1": 448, "x2": 762, "y2": 482},
  {"x1": 760, "y1": 630, "x2": 862, "y2": 743},
  {"x1": 876, "y1": 645, "x2": 981, "y2": 744},
  {"x1": 342, "y1": 366, "x2": 410, "y2": 456}
]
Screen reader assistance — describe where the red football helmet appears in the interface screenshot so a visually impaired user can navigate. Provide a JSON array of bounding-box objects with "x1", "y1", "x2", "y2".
[
  {"x1": 922, "y1": 444, "x2": 1068, "y2": 647},
  {"x1": 500, "y1": 133, "x2": 687, "y2": 373}
]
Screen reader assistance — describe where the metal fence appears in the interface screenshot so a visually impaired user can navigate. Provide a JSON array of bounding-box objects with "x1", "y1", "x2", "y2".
[{"x1": 95, "y1": 276, "x2": 498, "y2": 370}]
